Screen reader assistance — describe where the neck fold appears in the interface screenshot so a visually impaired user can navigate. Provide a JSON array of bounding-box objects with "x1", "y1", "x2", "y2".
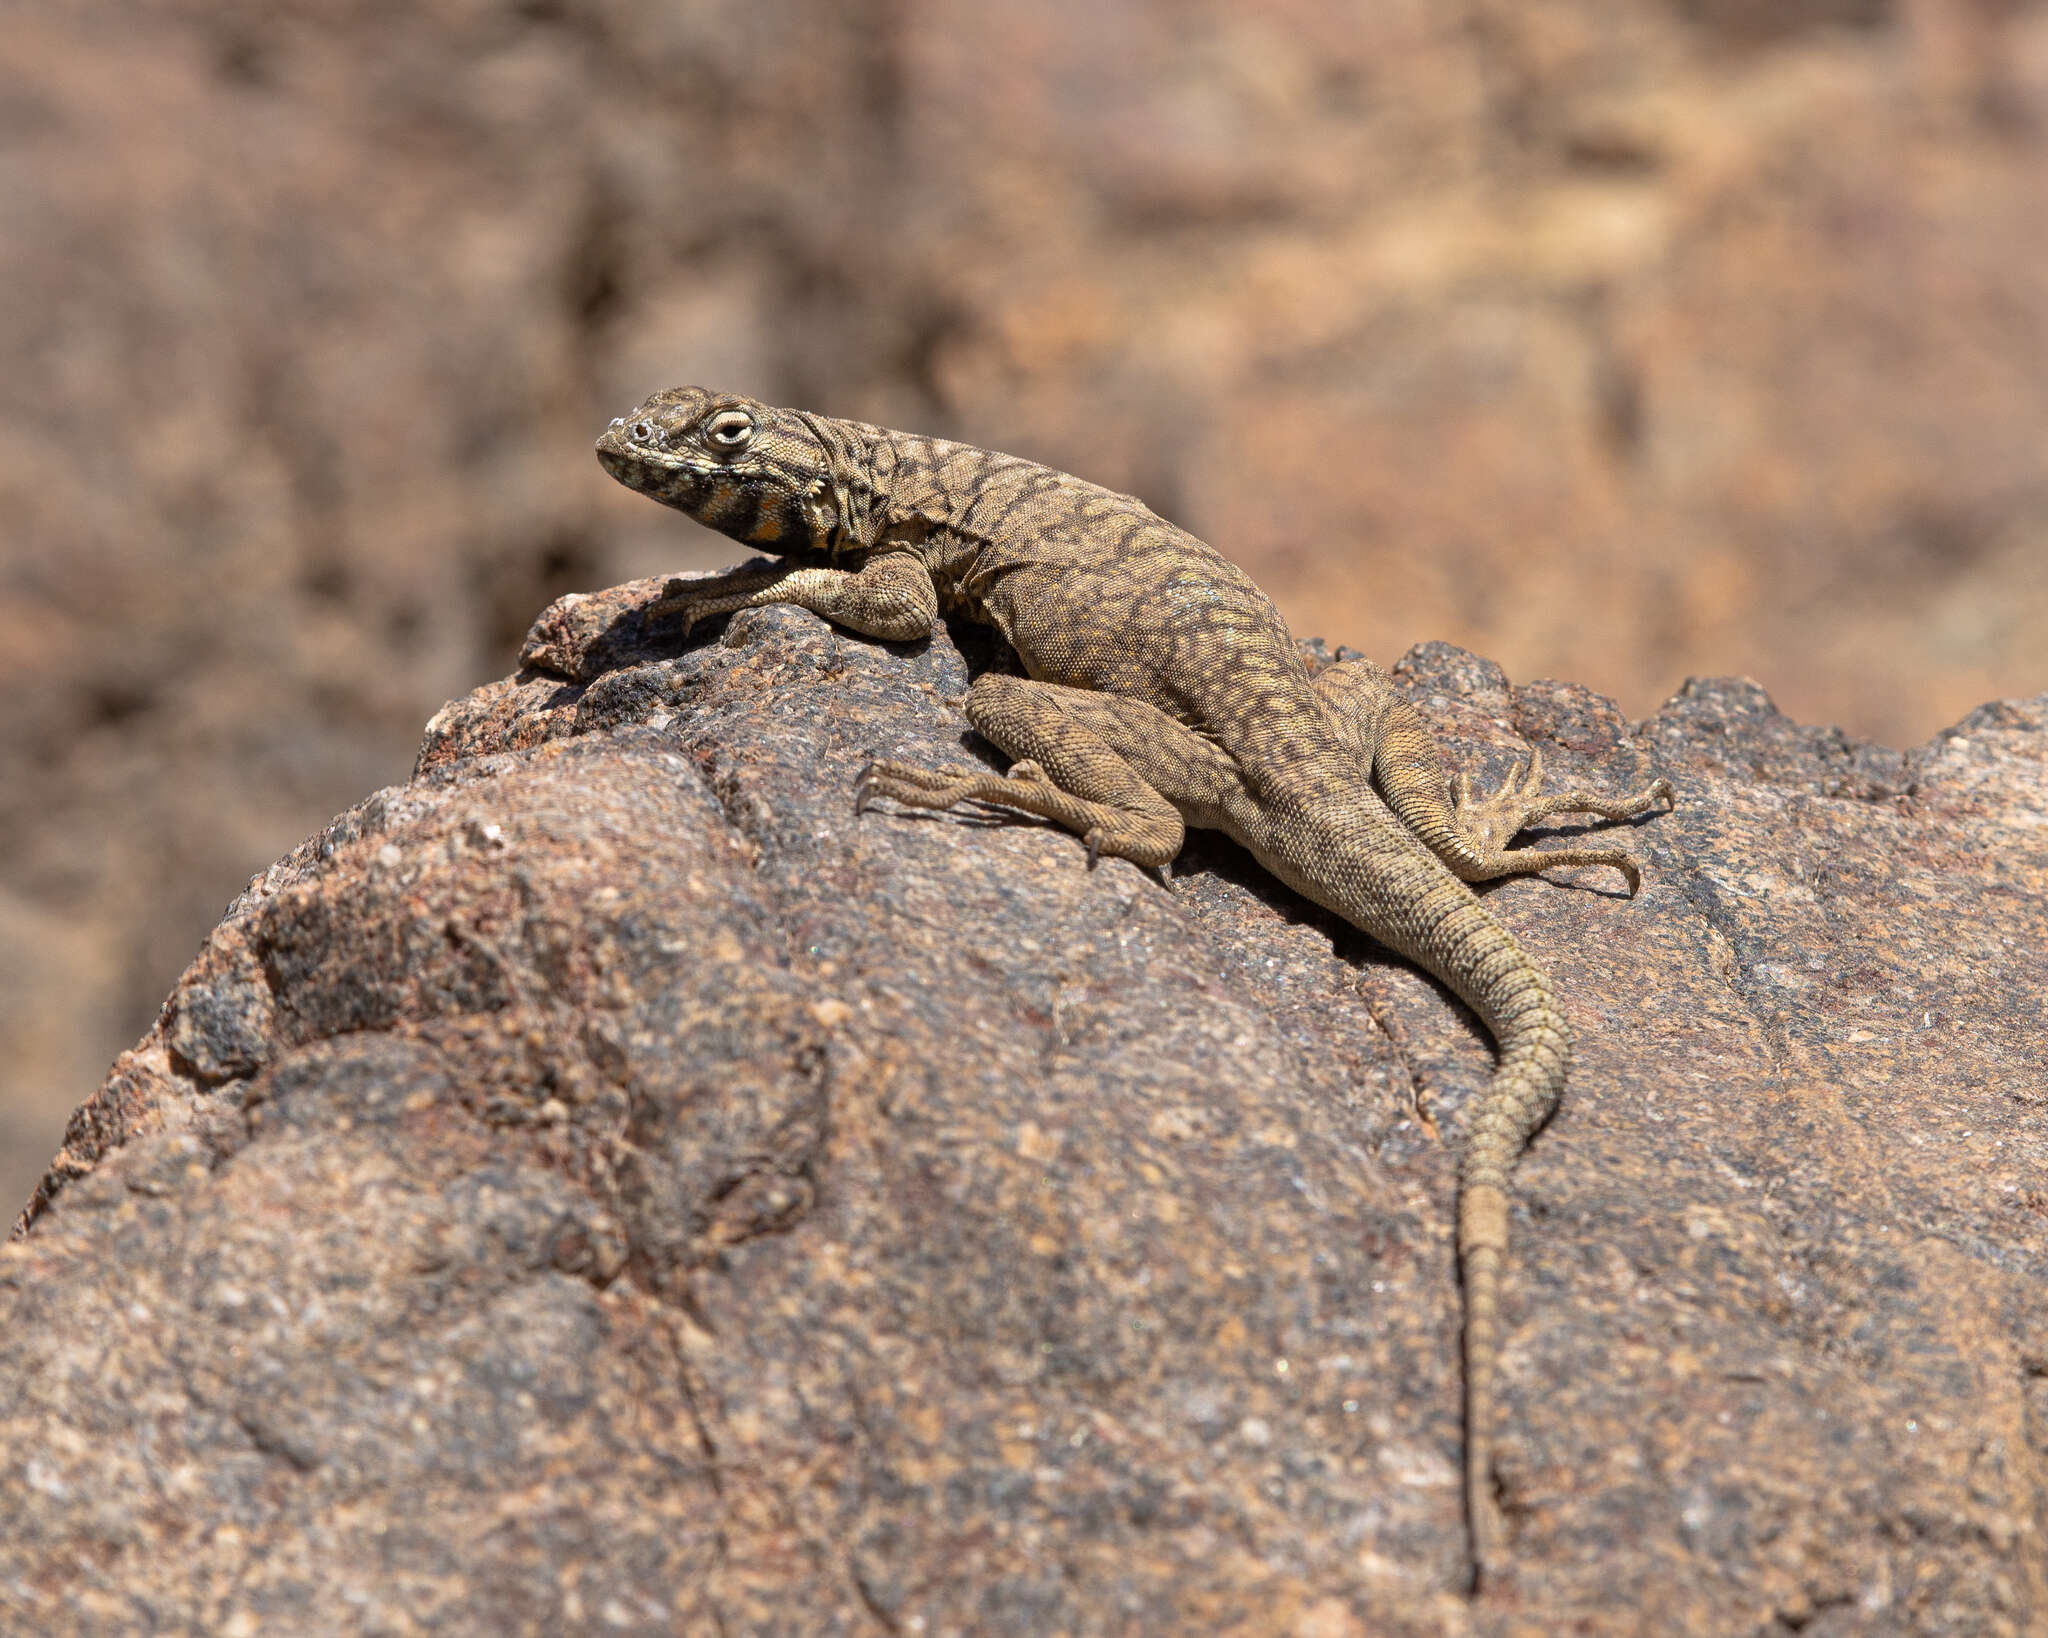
[{"x1": 794, "y1": 411, "x2": 891, "y2": 556}]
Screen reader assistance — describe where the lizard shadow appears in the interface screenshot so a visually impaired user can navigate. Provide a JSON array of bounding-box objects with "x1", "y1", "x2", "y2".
[
  {"x1": 569, "y1": 564, "x2": 945, "y2": 677},
  {"x1": 662, "y1": 603, "x2": 940, "y2": 665},
  {"x1": 1161, "y1": 829, "x2": 1507, "y2": 1138},
  {"x1": 1166, "y1": 826, "x2": 1484, "y2": 1004},
  {"x1": 1162, "y1": 828, "x2": 1615, "y2": 1145}
]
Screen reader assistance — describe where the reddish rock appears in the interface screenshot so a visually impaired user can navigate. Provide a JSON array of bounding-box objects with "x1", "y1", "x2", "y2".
[{"x1": 5, "y1": 587, "x2": 2043, "y2": 1634}]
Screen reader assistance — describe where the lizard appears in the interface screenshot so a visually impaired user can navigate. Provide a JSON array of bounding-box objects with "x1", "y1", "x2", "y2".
[{"x1": 594, "y1": 386, "x2": 1676, "y2": 1591}]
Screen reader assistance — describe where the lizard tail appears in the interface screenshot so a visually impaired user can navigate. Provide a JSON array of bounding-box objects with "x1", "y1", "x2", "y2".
[
  {"x1": 1250, "y1": 817, "x2": 1571, "y2": 1590},
  {"x1": 1454, "y1": 961, "x2": 1571, "y2": 1593},
  {"x1": 1461, "y1": 1235, "x2": 1506, "y2": 1587},
  {"x1": 1350, "y1": 860, "x2": 1570, "y2": 1590}
]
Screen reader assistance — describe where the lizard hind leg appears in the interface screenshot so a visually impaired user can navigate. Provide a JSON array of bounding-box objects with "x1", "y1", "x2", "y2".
[{"x1": 856, "y1": 673, "x2": 1187, "y2": 868}]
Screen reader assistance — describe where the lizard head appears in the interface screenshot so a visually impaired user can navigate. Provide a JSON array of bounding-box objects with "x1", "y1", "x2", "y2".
[{"x1": 596, "y1": 387, "x2": 848, "y2": 554}]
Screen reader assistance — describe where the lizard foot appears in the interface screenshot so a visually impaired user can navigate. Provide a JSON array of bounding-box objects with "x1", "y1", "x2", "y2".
[
  {"x1": 1449, "y1": 751, "x2": 1675, "y2": 896},
  {"x1": 854, "y1": 760, "x2": 1179, "y2": 868},
  {"x1": 648, "y1": 577, "x2": 754, "y2": 637},
  {"x1": 1455, "y1": 750, "x2": 1674, "y2": 848},
  {"x1": 1453, "y1": 751, "x2": 1547, "y2": 857},
  {"x1": 857, "y1": 758, "x2": 1007, "y2": 811}
]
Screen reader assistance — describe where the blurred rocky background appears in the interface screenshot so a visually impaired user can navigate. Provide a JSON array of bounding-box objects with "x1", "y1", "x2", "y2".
[{"x1": 3, "y1": 0, "x2": 2046, "y2": 1213}]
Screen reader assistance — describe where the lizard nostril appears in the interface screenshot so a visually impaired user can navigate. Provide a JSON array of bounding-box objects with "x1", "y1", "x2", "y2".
[{"x1": 633, "y1": 421, "x2": 656, "y2": 443}]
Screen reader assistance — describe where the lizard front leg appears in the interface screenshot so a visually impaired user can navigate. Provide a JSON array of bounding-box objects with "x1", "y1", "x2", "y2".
[
  {"x1": 651, "y1": 548, "x2": 938, "y2": 642},
  {"x1": 1313, "y1": 658, "x2": 1674, "y2": 893},
  {"x1": 859, "y1": 675, "x2": 1236, "y2": 868}
]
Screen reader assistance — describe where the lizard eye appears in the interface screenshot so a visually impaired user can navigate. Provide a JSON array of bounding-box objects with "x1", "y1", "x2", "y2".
[{"x1": 704, "y1": 409, "x2": 756, "y2": 454}]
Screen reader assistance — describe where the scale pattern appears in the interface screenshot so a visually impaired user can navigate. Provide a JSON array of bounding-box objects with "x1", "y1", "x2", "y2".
[{"x1": 596, "y1": 387, "x2": 1675, "y2": 1590}]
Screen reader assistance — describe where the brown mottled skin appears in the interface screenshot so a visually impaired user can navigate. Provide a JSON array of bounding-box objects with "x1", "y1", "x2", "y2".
[{"x1": 595, "y1": 387, "x2": 1675, "y2": 1591}]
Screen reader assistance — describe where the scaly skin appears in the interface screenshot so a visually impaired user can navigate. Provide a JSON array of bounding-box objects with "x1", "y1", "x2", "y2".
[{"x1": 595, "y1": 387, "x2": 1675, "y2": 1591}]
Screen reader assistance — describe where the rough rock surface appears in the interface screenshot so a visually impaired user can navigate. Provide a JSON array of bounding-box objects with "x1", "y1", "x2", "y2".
[
  {"x1": 6, "y1": 583, "x2": 2045, "y2": 1636},
  {"x1": 8, "y1": 0, "x2": 2048, "y2": 1214}
]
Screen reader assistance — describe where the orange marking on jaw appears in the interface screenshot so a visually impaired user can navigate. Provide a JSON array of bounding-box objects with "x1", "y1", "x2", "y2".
[
  {"x1": 703, "y1": 479, "x2": 740, "y2": 524},
  {"x1": 748, "y1": 505, "x2": 787, "y2": 543}
]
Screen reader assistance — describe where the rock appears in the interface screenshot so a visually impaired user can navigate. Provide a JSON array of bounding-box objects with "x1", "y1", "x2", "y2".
[{"x1": 6, "y1": 585, "x2": 2044, "y2": 1635}]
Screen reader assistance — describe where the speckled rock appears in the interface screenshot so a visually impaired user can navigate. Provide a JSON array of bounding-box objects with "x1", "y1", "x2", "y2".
[{"x1": 6, "y1": 583, "x2": 2046, "y2": 1637}]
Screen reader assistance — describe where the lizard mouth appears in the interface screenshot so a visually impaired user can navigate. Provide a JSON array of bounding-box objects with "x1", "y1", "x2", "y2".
[{"x1": 595, "y1": 421, "x2": 712, "y2": 506}]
